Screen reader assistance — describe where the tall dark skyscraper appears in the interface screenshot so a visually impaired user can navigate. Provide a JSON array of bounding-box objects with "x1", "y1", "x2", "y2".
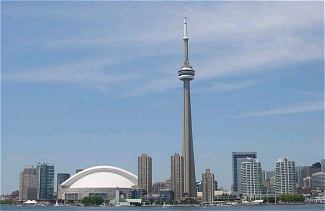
[
  {"x1": 232, "y1": 152, "x2": 257, "y2": 194},
  {"x1": 178, "y1": 4, "x2": 197, "y2": 197},
  {"x1": 57, "y1": 173, "x2": 70, "y2": 197},
  {"x1": 36, "y1": 162, "x2": 55, "y2": 200}
]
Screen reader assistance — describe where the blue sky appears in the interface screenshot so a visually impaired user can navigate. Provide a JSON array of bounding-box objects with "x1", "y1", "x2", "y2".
[{"x1": 1, "y1": 1, "x2": 324, "y2": 194}]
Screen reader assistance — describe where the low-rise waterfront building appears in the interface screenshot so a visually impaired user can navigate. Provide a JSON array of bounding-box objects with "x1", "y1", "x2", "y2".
[
  {"x1": 152, "y1": 182, "x2": 166, "y2": 194},
  {"x1": 160, "y1": 189, "x2": 174, "y2": 204}
]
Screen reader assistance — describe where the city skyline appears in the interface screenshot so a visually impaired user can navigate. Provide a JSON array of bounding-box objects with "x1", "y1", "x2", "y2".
[{"x1": 2, "y1": 1, "x2": 324, "y2": 194}]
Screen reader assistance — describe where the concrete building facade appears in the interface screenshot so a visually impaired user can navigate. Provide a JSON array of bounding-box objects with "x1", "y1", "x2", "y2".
[
  {"x1": 19, "y1": 171, "x2": 38, "y2": 201},
  {"x1": 165, "y1": 178, "x2": 172, "y2": 190},
  {"x1": 171, "y1": 153, "x2": 184, "y2": 201},
  {"x1": 202, "y1": 169, "x2": 215, "y2": 203},
  {"x1": 138, "y1": 153, "x2": 152, "y2": 194},
  {"x1": 152, "y1": 182, "x2": 166, "y2": 194},
  {"x1": 58, "y1": 166, "x2": 138, "y2": 201}
]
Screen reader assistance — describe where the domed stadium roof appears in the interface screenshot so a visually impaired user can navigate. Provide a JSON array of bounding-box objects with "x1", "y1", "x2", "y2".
[{"x1": 61, "y1": 166, "x2": 138, "y2": 189}]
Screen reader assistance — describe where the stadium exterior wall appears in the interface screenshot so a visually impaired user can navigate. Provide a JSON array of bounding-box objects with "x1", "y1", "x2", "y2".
[{"x1": 57, "y1": 166, "x2": 138, "y2": 201}]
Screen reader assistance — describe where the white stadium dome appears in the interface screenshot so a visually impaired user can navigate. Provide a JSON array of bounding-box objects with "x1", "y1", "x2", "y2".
[{"x1": 61, "y1": 166, "x2": 138, "y2": 189}]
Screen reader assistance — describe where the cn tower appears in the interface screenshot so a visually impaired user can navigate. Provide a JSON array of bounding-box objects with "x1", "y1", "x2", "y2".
[{"x1": 178, "y1": 4, "x2": 197, "y2": 197}]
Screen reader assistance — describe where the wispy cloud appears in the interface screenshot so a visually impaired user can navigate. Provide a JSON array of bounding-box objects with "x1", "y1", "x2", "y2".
[
  {"x1": 3, "y1": 56, "x2": 144, "y2": 92},
  {"x1": 232, "y1": 102, "x2": 324, "y2": 118},
  {"x1": 2, "y1": 2, "x2": 323, "y2": 96},
  {"x1": 195, "y1": 80, "x2": 262, "y2": 93}
]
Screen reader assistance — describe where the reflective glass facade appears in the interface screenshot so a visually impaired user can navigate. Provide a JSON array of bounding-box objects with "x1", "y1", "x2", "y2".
[
  {"x1": 36, "y1": 163, "x2": 55, "y2": 200},
  {"x1": 232, "y1": 152, "x2": 257, "y2": 193}
]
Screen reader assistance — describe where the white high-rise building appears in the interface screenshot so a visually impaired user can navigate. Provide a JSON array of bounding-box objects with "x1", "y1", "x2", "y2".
[
  {"x1": 232, "y1": 152, "x2": 257, "y2": 194},
  {"x1": 274, "y1": 158, "x2": 296, "y2": 195},
  {"x1": 241, "y1": 158, "x2": 262, "y2": 198}
]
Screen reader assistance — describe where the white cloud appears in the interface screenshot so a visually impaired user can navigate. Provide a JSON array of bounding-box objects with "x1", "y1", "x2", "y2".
[
  {"x1": 3, "y1": 56, "x2": 144, "y2": 92},
  {"x1": 195, "y1": 80, "x2": 262, "y2": 93},
  {"x1": 232, "y1": 102, "x2": 324, "y2": 118},
  {"x1": 2, "y1": 1, "x2": 323, "y2": 95}
]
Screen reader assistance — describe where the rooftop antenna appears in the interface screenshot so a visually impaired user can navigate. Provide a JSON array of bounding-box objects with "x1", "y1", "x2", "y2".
[{"x1": 183, "y1": 3, "x2": 189, "y2": 66}]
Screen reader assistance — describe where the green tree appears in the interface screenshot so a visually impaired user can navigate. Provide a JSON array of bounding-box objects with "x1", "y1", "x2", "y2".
[
  {"x1": 81, "y1": 196, "x2": 91, "y2": 206},
  {"x1": 81, "y1": 196, "x2": 104, "y2": 206},
  {"x1": 90, "y1": 196, "x2": 104, "y2": 205},
  {"x1": 0, "y1": 200, "x2": 15, "y2": 205},
  {"x1": 277, "y1": 194, "x2": 305, "y2": 203}
]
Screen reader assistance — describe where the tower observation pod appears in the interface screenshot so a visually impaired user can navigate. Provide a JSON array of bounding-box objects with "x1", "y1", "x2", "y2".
[{"x1": 178, "y1": 3, "x2": 195, "y2": 81}]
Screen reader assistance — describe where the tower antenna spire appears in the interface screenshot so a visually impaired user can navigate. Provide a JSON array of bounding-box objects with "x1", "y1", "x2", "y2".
[
  {"x1": 184, "y1": 3, "x2": 187, "y2": 20},
  {"x1": 183, "y1": 3, "x2": 189, "y2": 66}
]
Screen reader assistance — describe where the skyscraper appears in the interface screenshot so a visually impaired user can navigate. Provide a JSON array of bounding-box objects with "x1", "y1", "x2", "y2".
[
  {"x1": 274, "y1": 157, "x2": 296, "y2": 194},
  {"x1": 19, "y1": 168, "x2": 38, "y2": 201},
  {"x1": 202, "y1": 169, "x2": 215, "y2": 203},
  {"x1": 295, "y1": 162, "x2": 321, "y2": 188},
  {"x1": 232, "y1": 152, "x2": 257, "y2": 194},
  {"x1": 295, "y1": 166, "x2": 306, "y2": 188},
  {"x1": 241, "y1": 158, "x2": 262, "y2": 198},
  {"x1": 36, "y1": 162, "x2": 55, "y2": 200},
  {"x1": 57, "y1": 173, "x2": 70, "y2": 197},
  {"x1": 178, "y1": 4, "x2": 197, "y2": 198},
  {"x1": 138, "y1": 153, "x2": 152, "y2": 194},
  {"x1": 23, "y1": 165, "x2": 36, "y2": 174},
  {"x1": 171, "y1": 153, "x2": 184, "y2": 201},
  {"x1": 265, "y1": 171, "x2": 274, "y2": 180}
]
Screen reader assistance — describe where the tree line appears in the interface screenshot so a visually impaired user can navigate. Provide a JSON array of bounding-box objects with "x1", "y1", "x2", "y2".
[
  {"x1": 277, "y1": 194, "x2": 305, "y2": 203},
  {"x1": 80, "y1": 196, "x2": 104, "y2": 206}
]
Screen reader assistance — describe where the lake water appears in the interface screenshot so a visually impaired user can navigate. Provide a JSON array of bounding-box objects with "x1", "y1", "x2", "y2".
[{"x1": 1, "y1": 204, "x2": 324, "y2": 211}]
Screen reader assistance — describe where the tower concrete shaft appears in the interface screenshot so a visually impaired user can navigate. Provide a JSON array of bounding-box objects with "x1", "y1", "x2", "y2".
[
  {"x1": 182, "y1": 80, "x2": 197, "y2": 197},
  {"x1": 178, "y1": 4, "x2": 197, "y2": 197}
]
